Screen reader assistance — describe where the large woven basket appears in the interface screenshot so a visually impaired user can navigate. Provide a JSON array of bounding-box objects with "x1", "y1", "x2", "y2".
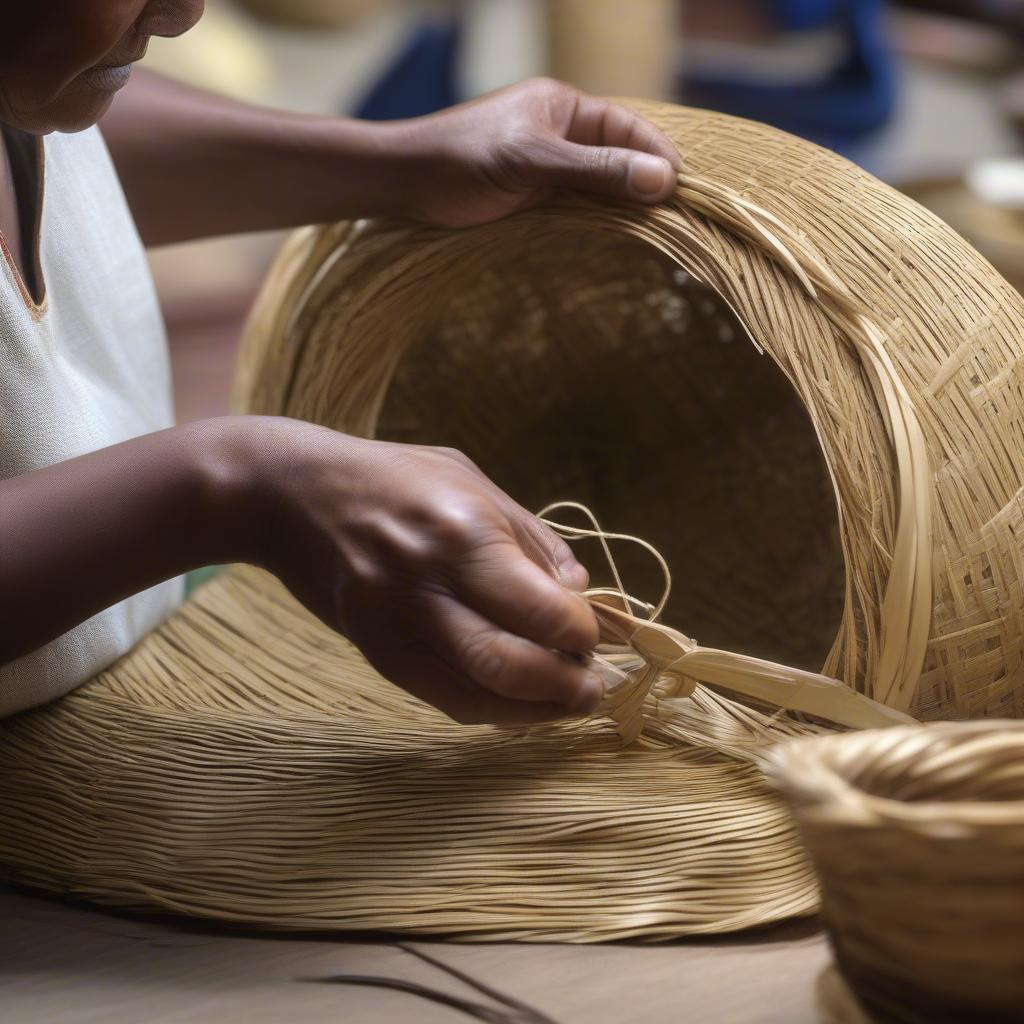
[
  {"x1": 1, "y1": 103, "x2": 1022, "y2": 941},
  {"x1": 767, "y1": 722, "x2": 1024, "y2": 1024}
]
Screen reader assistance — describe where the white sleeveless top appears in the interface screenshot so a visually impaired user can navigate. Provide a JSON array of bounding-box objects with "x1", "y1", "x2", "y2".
[{"x1": 0, "y1": 126, "x2": 182, "y2": 717}]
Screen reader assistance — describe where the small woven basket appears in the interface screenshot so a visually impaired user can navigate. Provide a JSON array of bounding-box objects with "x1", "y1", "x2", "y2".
[{"x1": 767, "y1": 722, "x2": 1024, "y2": 1024}]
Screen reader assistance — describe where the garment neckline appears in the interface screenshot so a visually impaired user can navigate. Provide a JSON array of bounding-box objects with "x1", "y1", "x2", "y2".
[{"x1": 0, "y1": 125, "x2": 46, "y2": 314}]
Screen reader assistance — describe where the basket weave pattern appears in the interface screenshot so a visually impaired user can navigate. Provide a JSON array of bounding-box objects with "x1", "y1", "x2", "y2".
[{"x1": 239, "y1": 107, "x2": 1024, "y2": 722}]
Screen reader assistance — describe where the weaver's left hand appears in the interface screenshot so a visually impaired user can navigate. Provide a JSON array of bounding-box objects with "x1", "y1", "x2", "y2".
[{"x1": 399, "y1": 77, "x2": 682, "y2": 228}]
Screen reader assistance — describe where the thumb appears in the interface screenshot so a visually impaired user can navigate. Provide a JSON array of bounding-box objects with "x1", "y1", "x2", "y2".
[{"x1": 533, "y1": 139, "x2": 677, "y2": 203}]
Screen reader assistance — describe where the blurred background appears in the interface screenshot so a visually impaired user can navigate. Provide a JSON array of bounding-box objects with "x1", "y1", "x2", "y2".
[{"x1": 147, "y1": 0, "x2": 1024, "y2": 423}]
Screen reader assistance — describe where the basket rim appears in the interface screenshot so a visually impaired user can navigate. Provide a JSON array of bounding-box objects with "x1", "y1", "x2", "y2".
[{"x1": 767, "y1": 721, "x2": 1024, "y2": 829}]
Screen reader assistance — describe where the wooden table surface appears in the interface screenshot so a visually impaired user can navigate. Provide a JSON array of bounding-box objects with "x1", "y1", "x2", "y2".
[{"x1": 1, "y1": 887, "x2": 830, "y2": 1023}]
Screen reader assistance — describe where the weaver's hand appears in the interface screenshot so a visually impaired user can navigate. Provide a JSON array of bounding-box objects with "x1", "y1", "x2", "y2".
[
  {"x1": 399, "y1": 77, "x2": 682, "y2": 228},
  {"x1": 246, "y1": 418, "x2": 603, "y2": 726}
]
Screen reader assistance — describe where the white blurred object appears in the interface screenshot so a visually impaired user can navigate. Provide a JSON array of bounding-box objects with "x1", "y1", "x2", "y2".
[
  {"x1": 683, "y1": 29, "x2": 848, "y2": 86},
  {"x1": 462, "y1": 0, "x2": 544, "y2": 96},
  {"x1": 967, "y1": 157, "x2": 1024, "y2": 212},
  {"x1": 143, "y1": 1, "x2": 273, "y2": 99},
  {"x1": 253, "y1": 5, "x2": 413, "y2": 114},
  {"x1": 864, "y1": 63, "x2": 1020, "y2": 185}
]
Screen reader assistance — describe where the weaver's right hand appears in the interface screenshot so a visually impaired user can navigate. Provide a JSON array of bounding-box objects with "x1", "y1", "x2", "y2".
[{"x1": 237, "y1": 416, "x2": 604, "y2": 726}]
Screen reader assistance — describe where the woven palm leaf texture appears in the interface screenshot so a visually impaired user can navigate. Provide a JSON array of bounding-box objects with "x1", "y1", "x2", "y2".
[
  {"x1": 1, "y1": 103, "x2": 1022, "y2": 941},
  {"x1": 768, "y1": 722, "x2": 1024, "y2": 1024}
]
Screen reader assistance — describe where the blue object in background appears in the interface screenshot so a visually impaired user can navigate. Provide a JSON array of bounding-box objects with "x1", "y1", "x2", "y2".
[
  {"x1": 353, "y1": 2, "x2": 896, "y2": 155},
  {"x1": 354, "y1": 16, "x2": 462, "y2": 121},
  {"x1": 683, "y1": 0, "x2": 896, "y2": 154},
  {"x1": 773, "y1": 0, "x2": 850, "y2": 29}
]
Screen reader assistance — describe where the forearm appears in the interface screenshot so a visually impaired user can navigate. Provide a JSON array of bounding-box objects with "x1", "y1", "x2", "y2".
[
  {"x1": 100, "y1": 70, "x2": 417, "y2": 246},
  {"x1": 0, "y1": 417, "x2": 263, "y2": 664}
]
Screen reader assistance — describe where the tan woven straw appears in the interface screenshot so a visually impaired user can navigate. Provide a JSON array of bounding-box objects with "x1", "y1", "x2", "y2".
[
  {"x1": 1, "y1": 103, "x2": 1023, "y2": 941},
  {"x1": 767, "y1": 722, "x2": 1024, "y2": 1024}
]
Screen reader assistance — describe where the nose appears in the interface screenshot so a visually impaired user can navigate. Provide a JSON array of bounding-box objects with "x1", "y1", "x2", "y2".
[{"x1": 136, "y1": 0, "x2": 205, "y2": 39}]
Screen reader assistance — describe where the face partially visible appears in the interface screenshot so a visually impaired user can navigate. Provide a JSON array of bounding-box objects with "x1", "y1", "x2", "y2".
[{"x1": 0, "y1": 1, "x2": 204, "y2": 134}]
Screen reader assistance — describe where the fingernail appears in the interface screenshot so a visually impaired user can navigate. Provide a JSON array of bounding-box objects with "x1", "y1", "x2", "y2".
[
  {"x1": 629, "y1": 155, "x2": 672, "y2": 199},
  {"x1": 568, "y1": 672, "x2": 605, "y2": 715},
  {"x1": 556, "y1": 560, "x2": 589, "y2": 592}
]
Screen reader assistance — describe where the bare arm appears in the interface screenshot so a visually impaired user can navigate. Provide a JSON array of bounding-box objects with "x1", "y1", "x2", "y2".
[
  {"x1": 0, "y1": 418, "x2": 256, "y2": 663},
  {"x1": 100, "y1": 71, "x2": 681, "y2": 246},
  {"x1": 99, "y1": 69, "x2": 412, "y2": 245}
]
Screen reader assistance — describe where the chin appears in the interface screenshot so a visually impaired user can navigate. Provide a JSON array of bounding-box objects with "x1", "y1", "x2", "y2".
[
  {"x1": 12, "y1": 89, "x2": 117, "y2": 135},
  {"x1": 53, "y1": 96, "x2": 117, "y2": 133}
]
